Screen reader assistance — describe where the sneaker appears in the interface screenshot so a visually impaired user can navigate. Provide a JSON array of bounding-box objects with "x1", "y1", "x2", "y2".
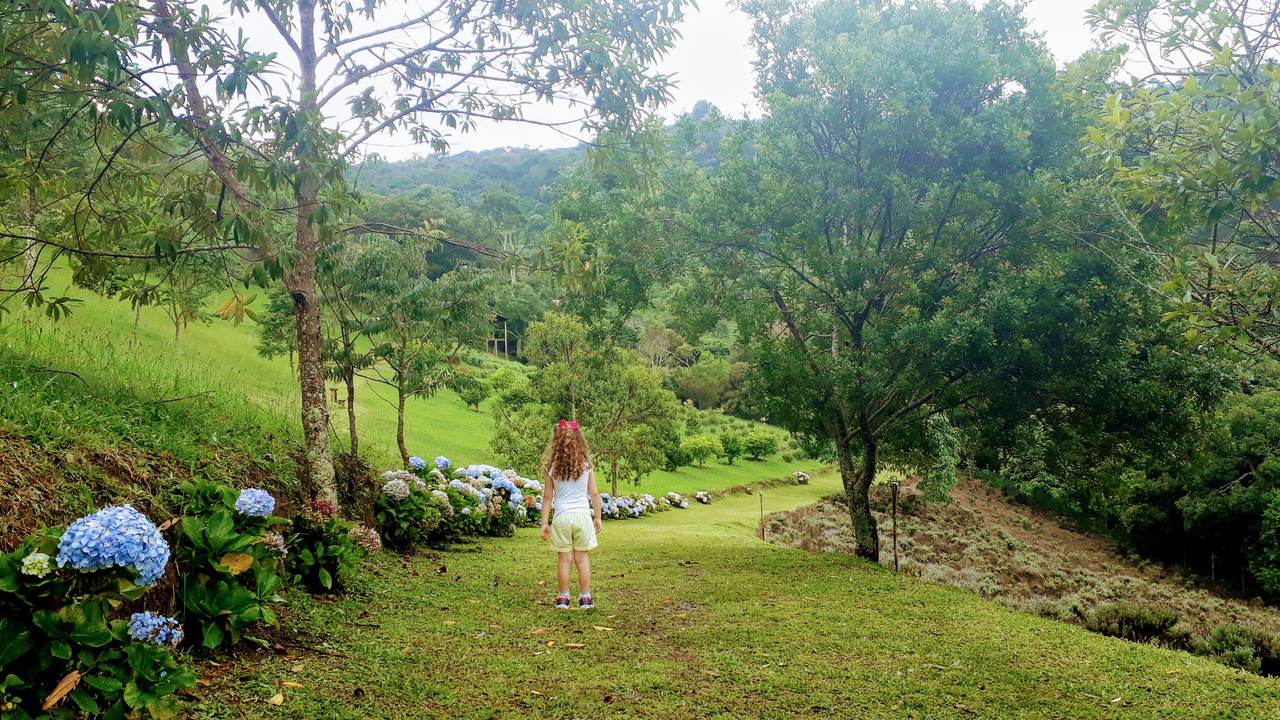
[
  {"x1": 554, "y1": 594, "x2": 570, "y2": 610},
  {"x1": 578, "y1": 594, "x2": 594, "y2": 610}
]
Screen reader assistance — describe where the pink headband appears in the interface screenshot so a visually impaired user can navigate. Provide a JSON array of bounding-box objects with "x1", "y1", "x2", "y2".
[{"x1": 558, "y1": 419, "x2": 579, "y2": 430}]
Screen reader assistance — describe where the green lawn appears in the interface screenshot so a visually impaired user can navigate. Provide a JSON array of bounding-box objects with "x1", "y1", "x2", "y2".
[
  {"x1": 1, "y1": 276, "x2": 813, "y2": 494},
  {"x1": 192, "y1": 471, "x2": 1280, "y2": 719}
]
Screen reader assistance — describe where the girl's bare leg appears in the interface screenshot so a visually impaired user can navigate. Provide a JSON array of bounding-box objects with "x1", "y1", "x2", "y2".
[
  {"x1": 557, "y1": 552, "x2": 572, "y2": 594},
  {"x1": 573, "y1": 551, "x2": 592, "y2": 595}
]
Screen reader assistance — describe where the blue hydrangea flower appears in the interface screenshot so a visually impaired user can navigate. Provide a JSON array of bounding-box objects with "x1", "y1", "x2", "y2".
[
  {"x1": 434, "y1": 456, "x2": 451, "y2": 470},
  {"x1": 128, "y1": 611, "x2": 184, "y2": 646},
  {"x1": 57, "y1": 506, "x2": 170, "y2": 586},
  {"x1": 20, "y1": 552, "x2": 53, "y2": 578},
  {"x1": 461, "y1": 506, "x2": 472, "y2": 515},
  {"x1": 235, "y1": 488, "x2": 276, "y2": 517},
  {"x1": 409, "y1": 456, "x2": 427, "y2": 471}
]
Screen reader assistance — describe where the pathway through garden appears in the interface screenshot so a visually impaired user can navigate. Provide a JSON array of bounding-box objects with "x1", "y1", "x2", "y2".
[{"x1": 196, "y1": 474, "x2": 1280, "y2": 719}]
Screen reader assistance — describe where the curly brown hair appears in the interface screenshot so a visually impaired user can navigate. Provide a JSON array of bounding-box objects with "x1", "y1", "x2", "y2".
[{"x1": 542, "y1": 421, "x2": 592, "y2": 482}]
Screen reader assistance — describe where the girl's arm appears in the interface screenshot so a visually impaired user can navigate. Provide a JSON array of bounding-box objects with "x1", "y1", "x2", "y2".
[
  {"x1": 540, "y1": 474, "x2": 554, "y2": 540},
  {"x1": 587, "y1": 469, "x2": 603, "y2": 532}
]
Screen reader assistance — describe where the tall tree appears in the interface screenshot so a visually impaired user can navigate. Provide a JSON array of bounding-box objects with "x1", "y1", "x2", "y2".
[
  {"x1": 695, "y1": 0, "x2": 1061, "y2": 559},
  {"x1": 2, "y1": 0, "x2": 686, "y2": 504},
  {"x1": 358, "y1": 236, "x2": 492, "y2": 466},
  {"x1": 1086, "y1": 0, "x2": 1280, "y2": 358}
]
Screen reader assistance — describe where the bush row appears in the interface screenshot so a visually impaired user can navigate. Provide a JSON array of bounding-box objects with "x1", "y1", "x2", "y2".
[
  {"x1": 372, "y1": 455, "x2": 715, "y2": 547},
  {"x1": 1079, "y1": 602, "x2": 1280, "y2": 677}
]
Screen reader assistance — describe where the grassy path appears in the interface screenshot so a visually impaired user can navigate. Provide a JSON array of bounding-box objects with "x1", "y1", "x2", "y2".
[{"x1": 196, "y1": 474, "x2": 1280, "y2": 719}]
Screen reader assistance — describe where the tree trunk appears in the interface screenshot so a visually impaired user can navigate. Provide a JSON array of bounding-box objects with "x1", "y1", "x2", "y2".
[
  {"x1": 837, "y1": 432, "x2": 879, "y2": 561},
  {"x1": 285, "y1": 0, "x2": 337, "y2": 505},
  {"x1": 286, "y1": 190, "x2": 337, "y2": 504},
  {"x1": 610, "y1": 459, "x2": 619, "y2": 497},
  {"x1": 396, "y1": 382, "x2": 409, "y2": 468},
  {"x1": 344, "y1": 365, "x2": 358, "y2": 456}
]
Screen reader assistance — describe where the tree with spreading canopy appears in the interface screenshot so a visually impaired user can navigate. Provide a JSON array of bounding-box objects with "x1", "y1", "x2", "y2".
[
  {"x1": 0, "y1": 0, "x2": 687, "y2": 504},
  {"x1": 689, "y1": 0, "x2": 1065, "y2": 559},
  {"x1": 1085, "y1": 0, "x2": 1280, "y2": 359}
]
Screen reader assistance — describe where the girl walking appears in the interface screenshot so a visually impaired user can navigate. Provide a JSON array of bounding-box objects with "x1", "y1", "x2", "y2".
[{"x1": 539, "y1": 419, "x2": 603, "y2": 609}]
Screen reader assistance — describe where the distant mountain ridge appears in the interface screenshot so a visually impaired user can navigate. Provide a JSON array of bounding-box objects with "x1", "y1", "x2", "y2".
[
  {"x1": 351, "y1": 144, "x2": 586, "y2": 208},
  {"x1": 349, "y1": 100, "x2": 729, "y2": 210}
]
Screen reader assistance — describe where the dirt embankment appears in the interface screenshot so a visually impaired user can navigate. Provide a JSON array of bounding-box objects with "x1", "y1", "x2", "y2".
[
  {"x1": 765, "y1": 477, "x2": 1280, "y2": 634},
  {"x1": 0, "y1": 430, "x2": 289, "y2": 549}
]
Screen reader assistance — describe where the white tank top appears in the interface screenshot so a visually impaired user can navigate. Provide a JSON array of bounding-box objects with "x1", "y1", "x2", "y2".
[{"x1": 550, "y1": 466, "x2": 592, "y2": 514}]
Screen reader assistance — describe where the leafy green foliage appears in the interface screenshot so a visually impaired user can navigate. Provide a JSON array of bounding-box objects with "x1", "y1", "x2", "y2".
[
  {"x1": 1086, "y1": 0, "x2": 1280, "y2": 358},
  {"x1": 374, "y1": 489, "x2": 443, "y2": 553},
  {"x1": 457, "y1": 378, "x2": 490, "y2": 412},
  {"x1": 492, "y1": 312, "x2": 680, "y2": 494},
  {"x1": 0, "y1": 530, "x2": 195, "y2": 719},
  {"x1": 718, "y1": 432, "x2": 744, "y2": 466},
  {"x1": 1193, "y1": 624, "x2": 1280, "y2": 677},
  {"x1": 1082, "y1": 603, "x2": 1190, "y2": 650},
  {"x1": 1115, "y1": 390, "x2": 1280, "y2": 597},
  {"x1": 680, "y1": 434, "x2": 721, "y2": 468},
  {"x1": 741, "y1": 430, "x2": 779, "y2": 461},
  {"x1": 671, "y1": 358, "x2": 734, "y2": 409},
  {"x1": 172, "y1": 480, "x2": 286, "y2": 651},
  {"x1": 287, "y1": 505, "x2": 366, "y2": 593}
]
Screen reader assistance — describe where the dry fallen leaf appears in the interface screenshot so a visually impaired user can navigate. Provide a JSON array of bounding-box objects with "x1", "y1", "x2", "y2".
[
  {"x1": 290, "y1": 664, "x2": 304, "y2": 673},
  {"x1": 530, "y1": 628, "x2": 548, "y2": 635},
  {"x1": 266, "y1": 693, "x2": 284, "y2": 706},
  {"x1": 546, "y1": 640, "x2": 556, "y2": 647},
  {"x1": 442, "y1": 620, "x2": 457, "y2": 626},
  {"x1": 42, "y1": 672, "x2": 81, "y2": 711},
  {"x1": 531, "y1": 690, "x2": 543, "y2": 696},
  {"x1": 564, "y1": 643, "x2": 585, "y2": 649},
  {"x1": 280, "y1": 681, "x2": 304, "y2": 689},
  {"x1": 220, "y1": 552, "x2": 255, "y2": 575},
  {"x1": 593, "y1": 626, "x2": 614, "y2": 632}
]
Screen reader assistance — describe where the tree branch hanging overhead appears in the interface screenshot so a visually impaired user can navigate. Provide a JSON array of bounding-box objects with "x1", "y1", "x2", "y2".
[{"x1": 4, "y1": 0, "x2": 688, "y2": 505}]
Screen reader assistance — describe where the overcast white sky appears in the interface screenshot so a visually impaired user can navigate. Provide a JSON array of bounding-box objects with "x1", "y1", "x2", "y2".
[{"x1": 361, "y1": 0, "x2": 1098, "y2": 160}]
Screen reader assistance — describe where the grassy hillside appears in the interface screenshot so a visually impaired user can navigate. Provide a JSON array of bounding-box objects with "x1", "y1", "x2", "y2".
[
  {"x1": 193, "y1": 472, "x2": 1280, "y2": 719},
  {"x1": 0, "y1": 274, "x2": 812, "y2": 542}
]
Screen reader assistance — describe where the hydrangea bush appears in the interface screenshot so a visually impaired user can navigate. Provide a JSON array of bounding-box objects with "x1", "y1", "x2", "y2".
[
  {"x1": 0, "y1": 515, "x2": 195, "y2": 718},
  {"x1": 287, "y1": 500, "x2": 367, "y2": 593},
  {"x1": 172, "y1": 479, "x2": 287, "y2": 650}
]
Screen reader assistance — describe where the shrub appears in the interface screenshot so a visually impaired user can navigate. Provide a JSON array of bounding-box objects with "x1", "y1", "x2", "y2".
[
  {"x1": 457, "y1": 378, "x2": 490, "y2": 411},
  {"x1": 0, "y1": 517, "x2": 196, "y2": 718},
  {"x1": 1193, "y1": 624, "x2": 1280, "y2": 676},
  {"x1": 671, "y1": 357, "x2": 733, "y2": 408},
  {"x1": 742, "y1": 429, "x2": 779, "y2": 460},
  {"x1": 1081, "y1": 603, "x2": 1190, "y2": 649},
  {"x1": 172, "y1": 480, "x2": 287, "y2": 650},
  {"x1": 719, "y1": 431, "x2": 745, "y2": 465},
  {"x1": 287, "y1": 500, "x2": 367, "y2": 593},
  {"x1": 375, "y1": 472, "x2": 443, "y2": 552},
  {"x1": 681, "y1": 434, "x2": 722, "y2": 467}
]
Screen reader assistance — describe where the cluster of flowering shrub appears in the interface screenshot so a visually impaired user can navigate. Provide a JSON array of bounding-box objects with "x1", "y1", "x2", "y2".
[
  {"x1": 0, "y1": 480, "x2": 378, "y2": 717},
  {"x1": 599, "y1": 491, "x2": 696, "y2": 519},
  {"x1": 1, "y1": 506, "x2": 194, "y2": 718},
  {"x1": 375, "y1": 455, "x2": 546, "y2": 551}
]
